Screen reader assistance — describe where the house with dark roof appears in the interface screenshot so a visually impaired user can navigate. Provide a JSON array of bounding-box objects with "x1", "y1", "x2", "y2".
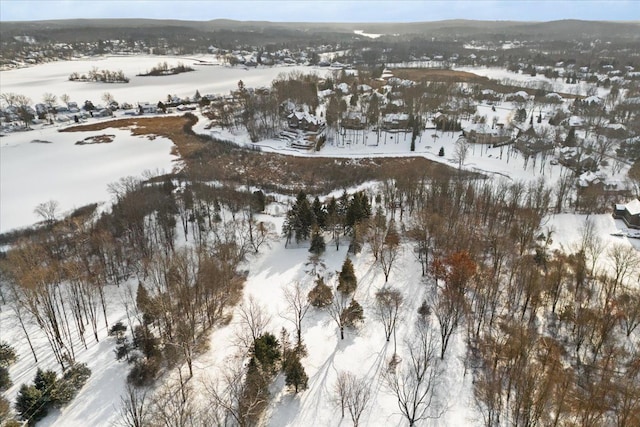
[
  {"x1": 287, "y1": 111, "x2": 322, "y2": 132},
  {"x1": 613, "y1": 199, "x2": 640, "y2": 228}
]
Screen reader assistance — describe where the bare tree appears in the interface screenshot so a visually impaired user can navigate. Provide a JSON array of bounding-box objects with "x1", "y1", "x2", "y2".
[
  {"x1": 115, "y1": 384, "x2": 149, "y2": 427},
  {"x1": 607, "y1": 243, "x2": 640, "y2": 298},
  {"x1": 204, "y1": 353, "x2": 269, "y2": 427},
  {"x1": 0, "y1": 92, "x2": 17, "y2": 108},
  {"x1": 149, "y1": 379, "x2": 198, "y2": 427},
  {"x1": 327, "y1": 291, "x2": 349, "y2": 340},
  {"x1": 42, "y1": 92, "x2": 57, "y2": 122},
  {"x1": 378, "y1": 220, "x2": 401, "y2": 283},
  {"x1": 374, "y1": 287, "x2": 403, "y2": 347},
  {"x1": 282, "y1": 282, "x2": 311, "y2": 346},
  {"x1": 454, "y1": 137, "x2": 470, "y2": 170},
  {"x1": 60, "y1": 93, "x2": 71, "y2": 107},
  {"x1": 102, "y1": 92, "x2": 115, "y2": 106},
  {"x1": 334, "y1": 371, "x2": 371, "y2": 427},
  {"x1": 383, "y1": 320, "x2": 444, "y2": 426},
  {"x1": 14, "y1": 94, "x2": 33, "y2": 129},
  {"x1": 236, "y1": 296, "x2": 271, "y2": 349},
  {"x1": 33, "y1": 199, "x2": 60, "y2": 225}
]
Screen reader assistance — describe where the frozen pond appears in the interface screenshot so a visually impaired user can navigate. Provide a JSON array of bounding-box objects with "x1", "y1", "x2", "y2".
[{"x1": 0, "y1": 55, "x2": 329, "y2": 105}]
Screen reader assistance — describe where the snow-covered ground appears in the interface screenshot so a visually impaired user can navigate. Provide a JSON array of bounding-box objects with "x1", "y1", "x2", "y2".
[
  {"x1": 454, "y1": 66, "x2": 610, "y2": 98},
  {"x1": 188, "y1": 204, "x2": 478, "y2": 427},
  {"x1": 0, "y1": 124, "x2": 178, "y2": 233}
]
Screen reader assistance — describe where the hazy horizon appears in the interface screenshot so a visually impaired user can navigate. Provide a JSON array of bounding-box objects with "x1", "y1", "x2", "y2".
[{"x1": 1, "y1": 0, "x2": 639, "y2": 23}]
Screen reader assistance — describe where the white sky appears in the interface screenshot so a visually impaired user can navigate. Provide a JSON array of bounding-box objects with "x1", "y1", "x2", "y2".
[{"x1": 1, "y1": 0, "x2": 639, "y2": 22}]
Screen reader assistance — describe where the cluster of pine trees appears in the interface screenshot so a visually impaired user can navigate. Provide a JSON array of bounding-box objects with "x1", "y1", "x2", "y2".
[{"x1": 282, "y1": 189, "x2": 371, "y2": 250}]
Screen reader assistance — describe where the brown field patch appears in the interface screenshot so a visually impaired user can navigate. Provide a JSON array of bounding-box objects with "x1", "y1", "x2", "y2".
[{"x1": 62, "y1": 115, "x2": 465, "y2": 194}]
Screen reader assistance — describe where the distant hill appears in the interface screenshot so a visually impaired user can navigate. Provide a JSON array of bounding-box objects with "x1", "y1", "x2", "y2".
[{"x1": 1, "y1": 18, "x2": 639, "y2": 44}]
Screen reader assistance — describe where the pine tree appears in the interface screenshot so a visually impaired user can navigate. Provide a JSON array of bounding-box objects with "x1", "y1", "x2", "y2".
[
  {"x1": 565, "y1": 127, "x2": 576, "y2": 146},
  {"x1": 0, "y1": 342, "x2": 17, "y2": 367},
  {"x1": 309, "y1": 227, "x2": 326, "y2": 256},
  {"x1": 0, "y1": 367, "x2": 11, "y2": 392},
  {"x1": 284, "y1": 353, "x2": 308, "y2": 393},
  {"x1": 438, "y1": 146, "x2": 445, "y2": 157},
  {"x1": 291, "y1": 191, "x2": 316, "y2": 242},
  {"x1": 346, "y1": 191, "x2": 371, "y2": 229},
  {"x1": 253, "y1": 333, "x2": 280, "y2": 375},
  {"x1": 15, "y1": 383, "x2": 46, "y2": 425},
  {"x1": 337, "y1": 258, "x2": 358, "y2": 295},
  {"x1": 311, "y1": 197, "x2": 327, "y2": 229},
  {"x1": 135, "y1": 283, "x2": 154, "y2": 325}
]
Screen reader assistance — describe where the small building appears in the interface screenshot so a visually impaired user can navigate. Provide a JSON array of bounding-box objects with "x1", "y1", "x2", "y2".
[
  {"x1": 465, "y1": 122, "x2": 513, "y2": 145},
  {"x1": 287, "y1": 111, "x2": 322, "y2": 132},
  {"x1": 613, "y1": 199, "x2": 640, "y2": 229},
  {"x1": 138, "y1": 102, "x2": 157, "y2": 114},
  {"x1": 381, "y1": 113, "x2": 410, "y2": 130},
  {"x1": 342, "y1": 111, "x2": 367, "y2": 130}
]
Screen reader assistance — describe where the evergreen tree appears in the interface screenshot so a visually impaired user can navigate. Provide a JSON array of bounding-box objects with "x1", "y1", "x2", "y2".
[
  {"x1": 252, "y1": 190, "x2": 266, "y2": 213},
  {"x1": 0, "y1": 367, "x2": 11, "y2": 392},
  {"x1": 346, "y1": 191, "x2": 371, "y2": 229},
  {"x1": 309, "y1": 227, "x2": 326, "y2": 256},
  {"x1": 350, "y1": 93, "x2": 358, "y2": 107},
  {"x1": 15, "y1": 384, "x2": 46, "y2": 425},
  {"x1": 438, "y1": 146, "x2": 445, "y2": 157},
  {"x1": 348, "y1": 224, "x2": 363, "y2": 255},
  {"x1": 284, "y1": 353, "x2": 308, "y2": 393},
  {"x1": 135, "y1": 283, "x2": 154, "y2": 325},
  {"x1": 311, "y1": 196, "x2": 327, "y2": 229},
  {"x1": 308, "y1": 277, "x2": 333, "y2": 308},
  {"x1": 33, "y1": 369, "x2": 57, "y2": 401},
  {"x1": 565, "y1": 127, "x2": 577, "y2": 146},
  {"x1": 514, "y1": 108, "x2": 527, "y2": 123},
  {"x1": 290, "y1": 191, "x2": 316, "y2": 242},
  {"x1": 253, "y1": 333, "x2": 280, "y2": 375},
  {"x1": 367, "y1": 94, "x2": 379, "y2": 125},
  {"x1": 337, "y1": 258, "x2": 358, "y2": 295}
]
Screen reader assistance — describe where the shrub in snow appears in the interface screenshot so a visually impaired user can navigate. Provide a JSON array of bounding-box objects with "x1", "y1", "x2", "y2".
[
  {"x1": 127, "y1": 358, "x2": 160, "y2": 387},
  {"x1": 438, "y1": 147, "x2": 445, "y2": 157},
  {"x1": 0, "y1": 342, "x2": 17, "y2": 368}
]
